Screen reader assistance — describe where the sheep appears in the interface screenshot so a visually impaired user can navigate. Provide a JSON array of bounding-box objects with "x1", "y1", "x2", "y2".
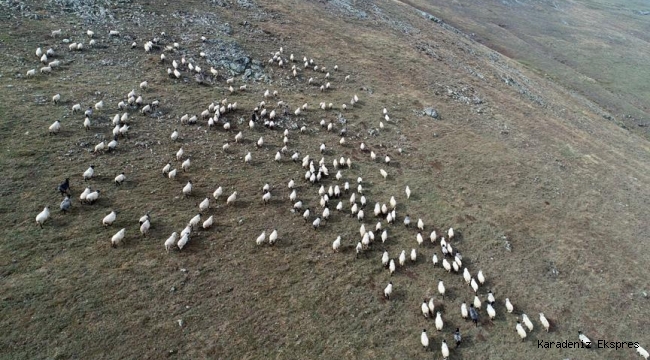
[
  {"x1": 470, "y1": 278, "x2": 479, "y2": 293},
  {"x1": 182, "y1": 181, "x2": 192, "y2": 197},
  {"x1": 171, "y1": 130, "x2": 179, "y2": 141},
  {"x1": 177, "y1": 234, "x2": 189, "y2": 250},
  {"x1": 235, "y1": 132, "x2": 243, "y2": 142},
  {"x1": 487, "y1": 290, "x2": 495, "y2": 305},
  {"x1": 432, "y1": 253, "x2": 438, "y2": 266},
  {"x1": 477, "y1": 270, "x2": 486, "y2": 285},
  {"x1": 516, "y1": 322, "x2": 527, "y2": 341},
  {"x1": 102, "y1": 211, "x2": 117, "y2": 226},
  {"x1": 35, "y1": 207, "x2": 50, "y2": 228},
  {"x1": 83, "y1": 165, "x2": 95, "y2": 181},
  {"x1": 312, "y1": 217, "x2": 321, "y2": 229},
  {"x1": 263, "y1": 191, "x2": 271, "y2": 205},
  {"x1": 637, "y1": 346, "x2": 649, "y2": 359},
  {"x1": 94, "y1": 141, "x2": 105, "y2": 153},
  {"x1": 40, "y1": 66, "x2": 52, "y2": 74},
  {"x1": 379, "y1": 168, "x2": 388, "y2": 179},
  {"x1": 227, "y1": 191, "x2": 237, "y2": 205},
  {"x1": 410, "y1": 248, "x2": 417, "y2": 262},
  {"x1": 140, "y1": 219, "x2": 150, "y2": 237},
  {"x1": 505, "y1": 298, "x2": 514, "y2": 313},
  {"x1": 463, "y1": 268, "x2": 471, "y2": 285},
  {"x1": 417, "y1": 218, "x2": 424, "y2": 231},
  {"x1": 203, "y1": 215, "x2": 214, "y2": 229},
  {"x1": 256, "y1": 231, "x2": 266, "y2": 245},
  {"x1": 442, "y1": 258, "x2": 451, "y2": 272},
  {"x1": 199, "y1": 198, "x2": 209, "y2": 212},
  {"x1": 69, "y1": 43, "x2": 78, "y2": 51},
  {"x1": 111, "y1": 228, "x2": 126, "y2": 247},
  {"x1": 189, "y1": 214, "x2": 201, "y2": 229},
  {"x1": 461, "y1": 302, "x2": 468, "y2": 319},
  {"x1": 383, "y1": 282, "x2": 393, "y2": 299},
  {"x1": 139, "y1": 81, "x2": 148, "y2": 90},
  {"x1": 421, "y1": 329, "x2": 429, "y2": 350},
  {"x1": 48, "y1": 120, "x2": 61, "y2": 135},
  {"x1": 257, "y1": 136, "x2": 264, "y2": 148},
  {"x1": 487, "y1": 303, "x2": 496, "y2": 321},
  {"x1": 83, "y1": 117, "x2": 91, "y2": 130},
  {"x1": 441, "y1": 340, "x2": 449, "y2": 360},
  {"x1": 76, "y1": 43, "x2": 83, "y2": 51},
  {"x1": 89, "y1": 39, "x2": 96, "y2": 47},
  {"x1": 416, "y1": 233, "x2": 424, "y2": 246},
  {"x1": 268, "y1": 229, "x2": 278, "y2": 245},
  {"x1": 176, "y1": 147, "x2": 184, "y2": 160},
  {"x1": 522, "y1": 314, "x2": 534, "y2": 332},
  {"x1": 438, "y1": 280, "x2": 445, "y2": 299},
  {"x1": 109, "y1": 30, "x2": 120, "y2": 36},
  {"x1": 182, "y1": 158, "x2": 191, "y2": 172},
  {"x1": 87, "y1": 29, "x2": 94, "y2": 38},
  {"x1": 435, "y1": 312, "x2": 444, "y2": 331},
  {"x1": 539, "y1": 313, "x2": 550, "y2": 332},
  {"x1": 58, "y1": 195, "x2": 71, "y2": 213},
  {"x1": 168, "y1": 169, "x2": 177, "y2": 179},
  {"x1": 164, "y1": 232, "x2": 178, "y2": 252},
  {"x1": 114, "y1": 172, "x2": 126, "y2": 185},
  {"x1": 85, "y1": 190, "x2": 100, "y2": 204},
  {"x1": 26, "y1": 69, "x2": 36, "y2": 77},
  {"x1": 244, "y1": 152, "x2": 252, "y2": 164},
  {"x1": 51, "y1": 29, "x2": 62, "y2": 37}
]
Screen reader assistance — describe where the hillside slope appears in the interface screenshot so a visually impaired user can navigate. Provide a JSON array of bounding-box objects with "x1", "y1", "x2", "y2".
[{"x1": 0, "y1": 0, "x2": 648, "y2": 359}]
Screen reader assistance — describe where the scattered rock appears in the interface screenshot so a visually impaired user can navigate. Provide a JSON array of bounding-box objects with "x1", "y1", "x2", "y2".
[{"x1": 423, "y1": 107, "x2": 439, "y2": 119}]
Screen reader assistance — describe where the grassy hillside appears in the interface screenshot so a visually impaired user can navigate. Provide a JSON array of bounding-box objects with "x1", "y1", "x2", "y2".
[{"x1": 0, "y1": 0, "x2": 648, "y2": 359}]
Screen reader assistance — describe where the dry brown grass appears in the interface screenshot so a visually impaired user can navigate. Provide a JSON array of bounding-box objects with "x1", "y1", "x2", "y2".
[{"x1": 0, "y1": 1, "x2": 648, "y2": 359}]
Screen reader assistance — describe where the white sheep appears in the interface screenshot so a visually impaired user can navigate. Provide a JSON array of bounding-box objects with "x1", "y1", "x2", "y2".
[
  {"x1": 435, "y1": 312, "x2": 443, "y2": 331},
  {"x1": 421, "y1": 329, "x2": 429, "y2": 350},
  {"x1": 477, "y1": 270, "x2": 486, "y2": 285},
  {"x1": 177, "y1": 234, "x2": 189, "y2": 250},
  {"x1": 85, "y1": 190, "x2": 100, "y2": 204},
  {"x1": 637, "y1": 346, "x2": 649, "y2": 359},
  {"x1": 140, "y1": 220, "x2": 150, "y2": 237},
  {"x1": 103, "y1": 211, "x2": 117, "y2": 226},
  {"x1": 35, "y1": 207, "x2": 50, "y2": 228},
  {"x1": 164, "y1": 232, "x2": 178, "y2": 252},
  {"x1": 111, "y1": 228, "x2": 126, "y2": 247},
  {"x1": 26, "y1": 69, "x2": 36, "y2": 77},
  {"x1": 539, "y1": 313, "x2": 550, "y2": 332},
  {"x1": 40, "y1": 66, "x2": 52, "y2": 74},
  {"x1": 199, "y1": 198, "x2": 209, "y2": 212},
  {"x1": 383, "y1": 282, "x2": 393, "y2": 299},
  {"x1": 227, "y1": 191, "x2": 237, "y2": 205},
  {"x1": 114, "y1": 172, "x2": 126, "y2": 185},
  {"x1": 438, "y1": 280, "x2": 445, "y2": 299},
  {"x1": 203, "y1": 215, "x2": 214, "y2": 229},
  {"x1": 522, "y1": 314, "x2": 534, "y2": 332},
  {"x1": 182, "y1": 158, "x2": 191, "y2": 172},
  {"x1": 516, "y1": 322, "x2": 527, "y2": 341},
  {"x1": 505, "y1": 298, "x2": 514, "y2": 313},
  {"x1": 83, "y1": 165, "x2": 94, "y2": 181},
  {"x1": 182, "y1": 181, "x2": 192, "y2": 197},
  {"x1": 256, "y1": 231, "x2": 266, "y2": 245},
  {"x1": 48, "y1": 120, "x2": 61, "y2": 135},
  {"x1": 189, "y1": 214, "x2": 201, "y2": 229},
  {"x1": 168, "y1": 169, "x2": 177, "y2": 179},
  {"x1": 487, "y1": 303, "x2": 496, "y2": 320}
]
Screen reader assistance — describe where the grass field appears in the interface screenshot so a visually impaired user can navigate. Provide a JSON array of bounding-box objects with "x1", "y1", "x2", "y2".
[{"x1": 0, "y1": 0, "x2": 648, "y2": 359}]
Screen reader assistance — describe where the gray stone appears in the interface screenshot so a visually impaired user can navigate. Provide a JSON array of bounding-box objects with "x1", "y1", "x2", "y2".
[{"x1": 424, "y1": 107, "x2": 439, "y2": 119}]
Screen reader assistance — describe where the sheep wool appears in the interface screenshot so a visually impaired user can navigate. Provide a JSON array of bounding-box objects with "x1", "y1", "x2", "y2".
[
  {"x1": 103, "y1": 211, "x2": 116, "y2": 226},
  {"x1": 35, "y1": 207, "x2": 50, "y2": 227},
  {"x1": 111, "y1": 228, "x2": 126, "y2": 247},
  {"x1": 539, "y1": 313, "x2": 550, "y2": 332}
]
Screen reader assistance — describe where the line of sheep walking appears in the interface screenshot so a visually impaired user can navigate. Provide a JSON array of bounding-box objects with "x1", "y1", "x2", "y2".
[{"x1": 28, "y1": 26, "x2": 648, "y2": 360}]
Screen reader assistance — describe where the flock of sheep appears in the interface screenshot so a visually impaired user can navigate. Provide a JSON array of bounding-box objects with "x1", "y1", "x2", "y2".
[{"x1": 28, "y1": 26, "x2": 648, "y2": 359}]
